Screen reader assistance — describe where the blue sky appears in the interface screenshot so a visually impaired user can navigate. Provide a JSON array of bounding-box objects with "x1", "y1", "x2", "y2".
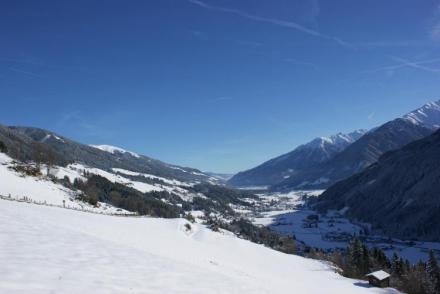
[{"x1": 1, "y1": 0, "x2": 440, "y2": 173}]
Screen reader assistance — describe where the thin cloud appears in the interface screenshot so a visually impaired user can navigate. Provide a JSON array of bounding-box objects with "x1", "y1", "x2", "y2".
[
  {"x1": 355, "y1": 40, "x2": 426, "y2": 49},
  {"x1": 188, "y1": 0, "x2": 352, "y2": 48},
  {"x1": 211, "y1": 96, "x2": 233, "y2": 102},
  {"x1": 284, "y1": 58, "x2": 319, "y2": 71},
  {"x1": 429, "y1": 3, "x2": 440, "y2": 42},
  {"x1": 9, "y1": 67, "x2": 42, "y2": 78},
  {"x1": 235, "y1": 40, "x2": 263, "y2": 47},
  {"x1": 362, "y1": 57, "x2": 440, "y2": 74},
  {"x1": 431, "y1": 22, "x2": 440, "y2": 41},
  {"x1": 188, "y1": 29, "x2": 208, "y2": 40},
  {"x1": 390, "y1": 56, "x2": 440, "y2": 73},
  {"x1": 367, "y1": 112, "x2": 375, "y2": 121}
]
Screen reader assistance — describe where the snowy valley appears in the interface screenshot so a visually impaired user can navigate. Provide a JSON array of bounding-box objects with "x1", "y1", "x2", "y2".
[
  {"x1": 235, "y1": 190, "x2": 440, "y2": 264},
  {"x1": 0, "y1": 140, "x2": 401, "y2": 293},
  {"x1": 3, "y1": 100, "x2": 440, "y2": 293}
]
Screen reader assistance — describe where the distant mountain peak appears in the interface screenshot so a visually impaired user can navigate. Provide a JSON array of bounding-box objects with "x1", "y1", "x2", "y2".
[
  {"x1": 228, "y1": 129, "x2": 367, "y2": 187},
  {"x1": 309, "y1": 129, "x2": 367, "y2": 149},
  {"x1": 89, "y1": 144, "x2": 140, "y2": 158},
  {"x1": 403, "y1": 99, "x2": 440, "y2": 129}
]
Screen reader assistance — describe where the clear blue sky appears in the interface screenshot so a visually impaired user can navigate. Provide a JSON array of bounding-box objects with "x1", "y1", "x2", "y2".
[{"x1": 1, "y1": 0, "x2": 440, "y2": 173}]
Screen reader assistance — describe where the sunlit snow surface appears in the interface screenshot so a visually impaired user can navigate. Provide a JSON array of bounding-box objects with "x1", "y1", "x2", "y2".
[
  {"x1": 89, "y1": 144, "x2": 140, "y2": 158},
  {"x1": 0, "y1": 153, "x2": 128, "y2": 214},
  {"x1": 0, "y1": 201, "x2": 399, "y2": 294}
]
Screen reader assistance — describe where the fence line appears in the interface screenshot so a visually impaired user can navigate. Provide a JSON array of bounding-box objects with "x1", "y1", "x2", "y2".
[{"x1": 0, "y1": 194, "x2": 140, "y2": 217}]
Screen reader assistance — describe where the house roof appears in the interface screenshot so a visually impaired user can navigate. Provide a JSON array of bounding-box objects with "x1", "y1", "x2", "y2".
[{"x1": 366, "y1": 270, "x2": 390, "y2": 281}]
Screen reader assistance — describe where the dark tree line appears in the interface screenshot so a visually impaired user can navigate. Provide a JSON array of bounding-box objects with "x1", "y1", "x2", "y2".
[
  {"x1": 0, "y1": 140, "x2": 6, "y2": 153},
  {"x1": 309, "y1": 238, "x2": 440, "y2": 294},
  {"x1": 73, "y1": 175, "x2": 182, "y2": 218},
  {"x1": 185, "y1": 183, "x2": 258, "y2": 217},
  {"x1": 206, "y1": 217, "x2": 296, "y2": 254},
  {"x1": 189, "y1": 183, "x2": 257, "y2": 206}
]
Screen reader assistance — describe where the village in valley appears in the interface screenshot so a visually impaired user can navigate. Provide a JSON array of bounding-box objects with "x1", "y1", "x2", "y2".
[{"x1": 231, "y1": 190, "x2": 440, "y2": 264}]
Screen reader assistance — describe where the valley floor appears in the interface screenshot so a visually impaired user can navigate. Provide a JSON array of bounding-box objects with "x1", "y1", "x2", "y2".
[
  {"x1": 245, "y1": 191, "x2": 440, "y2": 263},
  {"x1": 0, "y1": 200, "x2": 400, "y2": 294}
]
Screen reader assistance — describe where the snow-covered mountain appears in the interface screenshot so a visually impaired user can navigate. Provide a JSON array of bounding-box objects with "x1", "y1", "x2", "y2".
[
  {"x1": 0, "y1": 200, "x2": 399, "y2": 293},
  {"x1": 315, "y1": 128, "x2": 440, "y2": 241},
  {"x1": 0, "y1": 125, "x2": 255, "y2": 219},
  {"x1": 89, "y1": 144, "x2": 141, "y2": 158},
  {"x1": 228, "y1": 129, "x2": 366, "y2": 187},
  {"x1": 403, "y1": 100, "x2": 440, "y2": 129},
  {"x1": 272, "y1": 100, "x2": 440, "y2": 191},
  {"x1": 4, "y1": 126, "x2": 218, "y2": 184}
]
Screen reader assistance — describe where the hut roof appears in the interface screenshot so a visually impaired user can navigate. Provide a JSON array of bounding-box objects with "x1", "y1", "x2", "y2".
[{"x1": 366, "y1": 270, "x2": 390, "y2": 281}]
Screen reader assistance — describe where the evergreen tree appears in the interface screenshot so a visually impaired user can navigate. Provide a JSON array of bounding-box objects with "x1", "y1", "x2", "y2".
[
  {"x1": 361, "y1": 243, "x2": 370, "y2": 274},
  {"x1": 391, "y1": 252, "x2": 404, "y2": 278},
  {"x1": 426, "y1": 250, "x2": 440, "y2": 294},
  {"x1": 347, "y1": 237, "x2": 365, "y2": 277}
]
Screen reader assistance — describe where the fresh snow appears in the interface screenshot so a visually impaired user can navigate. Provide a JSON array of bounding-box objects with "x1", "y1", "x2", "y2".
[
  {"x1": 112, "y1": 168, "x2": 191, "y2": 187},
  {"x1": 70, "y1": 163, "x2": 163, "y2": 193},
  {"x1": 46, "y1": 163, "x2": 201, "y2": 202},
  {"x1": 41, "y1": 133, "x2": 65, "y2": 143},
  {"x1": 367, "y1": 270, "x2": 391, "y2": 281},
  {"x1": 0, "y1": 200, "x2": 400, "y2": 294},
  {"x1": 0, "y1": 153, "x2": 128, "y2": 214},
  {"x1": 403, "y1": 99, "x2": 440, "y2": 129},
  {"x1": 89, "y1": 144, "x2": 141, "y2": 158},
  {"x1": 61, "y1": 165, "x2": 201, "y2": 202},
  {"x1": 250, "y1": 191, "x2": 440, "y2": 263},
  {"x1": 308, "y1": 129, "x2": 367, "y2": 151},
  {"x1": 48, "y1": 165, "x2": 86, "y2": 183},
  {"x1": 0, "y1": 156, "x2": 77, "y2": 207}
]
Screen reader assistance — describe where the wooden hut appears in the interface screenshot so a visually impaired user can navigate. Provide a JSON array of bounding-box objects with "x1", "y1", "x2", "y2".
[{"x1": 366, "y1": 270, "x2": 390, "y2": 288}]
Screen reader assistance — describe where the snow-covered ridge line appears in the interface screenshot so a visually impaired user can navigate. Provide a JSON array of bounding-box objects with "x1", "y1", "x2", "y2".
[
  {"x1": 314, "y1": 129, "x2": 367, "y2": 147},
  {"x1": 89, "y1": 144, "x2": 141, "y2": 158},
  {"x1": 403, "y1": 99, "x2": 440, "y2": 129}
]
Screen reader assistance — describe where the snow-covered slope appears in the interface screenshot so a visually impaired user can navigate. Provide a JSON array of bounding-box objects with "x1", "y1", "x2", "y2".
[
  {"x1": 89, "y1": 144, "x2": 141, "y2": 158},
  {"x1": 0, "y1": 153, "x2": 128, "y2": 214},
  {"x1": 0, "y1": 200, "x2": 399, "y2": 294}
]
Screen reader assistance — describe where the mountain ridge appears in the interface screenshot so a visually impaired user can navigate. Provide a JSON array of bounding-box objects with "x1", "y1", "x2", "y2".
[
  {"x1": 314, "y1": 128, "x2": 440, "y2": 241},
  {"x1": 228, "y1": 129, "x2": 367, "y2": 187},
  {"x1": 2, "y1": 125, "x2": 217, "y2": 184},
  {"x1": 271, "y1": 99, "x2": 440, "y2": 191}
]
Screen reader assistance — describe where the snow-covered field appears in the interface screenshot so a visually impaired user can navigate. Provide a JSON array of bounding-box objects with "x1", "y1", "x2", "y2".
[
  {"x1": 0, "y1": 150, "x2": 205, "y2": 208},
  {"x1": 0, "y1": 153, "x2": 128, "y2": 214},
  {"x1": 0, "y1": 200, "x2": 399, "y2": 294},
  {"x1": 250, "y1": 191, "x2": 440, "y2": 263}
]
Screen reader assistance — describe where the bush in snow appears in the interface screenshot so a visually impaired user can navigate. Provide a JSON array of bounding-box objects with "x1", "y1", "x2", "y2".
[
  {"x1": 0, "y1": 140, "x2": 7, "y2": 153},
  {"x1": 11, "y1": 164, "x2": 42, "y2": 177},
  {"x1": 184, "y1": 213, "x2": 196, "y2": 223}
]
